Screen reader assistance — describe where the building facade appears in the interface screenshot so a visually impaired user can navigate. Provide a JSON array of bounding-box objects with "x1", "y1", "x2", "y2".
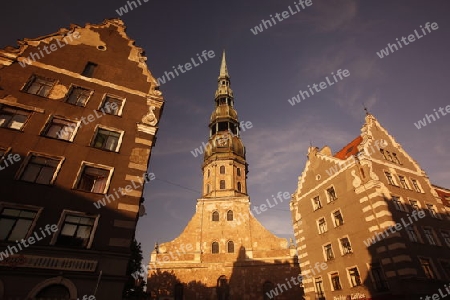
[
  {"x1": 146, "y1": 53, "x2": 301, "y2": 300},
  {"x1": 0, "y1": 19, "x2": 164, "y2": 299},
  {"x1": 290, "y1": 113, "x2": 450, "y2": 300}
]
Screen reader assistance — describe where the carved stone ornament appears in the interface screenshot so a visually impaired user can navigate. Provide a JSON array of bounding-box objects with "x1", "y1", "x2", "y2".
[{"x1": 142, "y1": 105, "x2": 158, "y2": 126}]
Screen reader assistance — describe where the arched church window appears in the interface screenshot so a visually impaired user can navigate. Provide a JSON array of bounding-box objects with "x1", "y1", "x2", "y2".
[
  {"x1": 220, "y1": 166, "x2": 225, "y2": 174},
  {"x1": 237, "y1": 168, "x2": 241, "y2": 176},
  {"x1": 237, "y1": 182, "x2": 242, "y2": 192},
  {"x1": 208, "y1": 169, "x2": 210, "y2": 178},
  {"x1": 220, "y1": 180, "x2": 225, "y2": 189},
  {"x1": 212, "y1": 242, "x2": 219, "y2": 254},
  {"x1": 227, "y1": 241, "x2": 234, "y2": 253},
  {"x1": 212, "y1": 211, "x2": 219, "y2": 221},
  {"x1": 227, "y1": 210, "x2": 233, "y2": 221},
  {"x1": 206, "y1": 184, "x2": 210, "y2": 194}
]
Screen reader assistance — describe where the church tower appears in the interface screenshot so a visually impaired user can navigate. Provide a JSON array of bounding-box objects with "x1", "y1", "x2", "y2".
[
  {"x1": 147, "y1": 52, "x2": 301, "y2": 300},
  {"x1": 202, "y1": 51, "x2": 248, "y2": 198}
]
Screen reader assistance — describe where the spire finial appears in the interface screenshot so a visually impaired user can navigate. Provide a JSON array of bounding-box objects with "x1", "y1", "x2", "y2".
[
  {"x1": 363, "y1": 103, "x2": 370, "y2": 115},
  {"x1": 219, "y1": 50, "x2": 229, "y2": 78}
]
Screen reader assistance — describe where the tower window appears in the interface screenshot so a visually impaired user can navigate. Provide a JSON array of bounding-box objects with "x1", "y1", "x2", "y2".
[
  {"x1": 212, "y1": 211, "x2": 219, "y2": 222},
  {"x1": 227, "y1": 210, "x2": 233, "y2": 221},
  {"x1": 237, "y1": 168, "x2": 241, "y2": 176},
  {"x1": 227, "y1": 241, "x2": 234, "y2": 253},
  {"x1": 212, "y1": 242, "x2": 219, "y2": 254},
  {"x1": 220, "y1": 180, "x2": 225, "y2": 189},
  {"x1": 207, "y1": 169, "x2": 210, "y2": 178},
  {"x1": 220, "y1": 166, "x2": 225, "y2": 174},
  {"x1": 206, "y1": 184, "x2": 210, "y2": 194},
  {"x1": 237, "y1": 182, "x2": 242, "y2": 192},
  {"x1": 218, "y1": 122, "x2": 228, "y2": 131}
]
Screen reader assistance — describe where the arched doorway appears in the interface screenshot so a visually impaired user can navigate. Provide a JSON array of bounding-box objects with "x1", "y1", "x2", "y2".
[
  {"x1": 216, "y1": 275, "x2": 229, "y2": 300},
  {"x1": 26, "y1": 276, "x2": 77, "y2": 299}
]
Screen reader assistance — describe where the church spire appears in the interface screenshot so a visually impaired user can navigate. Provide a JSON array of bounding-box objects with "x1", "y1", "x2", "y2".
[{"x1": 219, "y1": 50, "x2": 229, "y2": 79}]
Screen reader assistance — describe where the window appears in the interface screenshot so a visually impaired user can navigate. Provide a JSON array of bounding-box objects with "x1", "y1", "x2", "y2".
[
  {"x1": 440, "y1": 261, "x2": 450, "y2": 279},
  {"x1": 66, "y1": 86, "x2": 92, "y2": 106},
  {"x1": 392, "y1": 196, "x2": 406, "y2": 211},
  {"x1": 399, "y1": 176, "x2": 409, "y2": 189},
  {"x1": 370, "y1": 263, "x2": 389, "y2": 291},
  {"x1": 237, "y1": 182, "x2": 242, "y2": 192},
  {"x1": 426, "y1": 204, "x2": 439, "y2": 218},
  {"x1": 380, "y1": 149, "x2": 387, "y2": 160},
  {"x1": 20, "y1": 154, "x2": 62, "y2": 185},
  {"x1": 212, "y1": 211, "x2": 219, "y2": 222},
  {"x1": 324, "y1": 244, "x2": 334, "y2": 261},
  {"x1": 227, "y1": 210, "x2": 233, "y2": 221},
  {"x1": 441, "y1": 231, "x2": 450, "y2": 247},
  {"x1": 81, "y1": 62, "x2": 97, "y2": 77},
  {"x1": 348, "y1": 267, "x2": 361, "y2": 286},
  {"x1": 411, "y1": 179, "x2": 421, "y2": 192},
  {"x1": 207, "y1": 169, "x2": 210, "y2": 178},
  {"x1": 392, "y1": 153, "x2": 401, "y2": 164},
  {"x1": 409, "y1": 200, "x2": 420, "y2": 211},
  {"x1": 385, "y1": 150, "x2": 393, "y2": 161},
  {"x1": 206, "y1": 184, "x2": 210, "y2": 194},
  {"x1": 91, "y1": 128, "x2": 122, "y2": 152},
  {"x1": 327, "y1": 187, "x2": 337, "y2": 202},
  {"x1": 419, "y1": 257, "x2": 436, "y2": 279},
  {"x1": 333, "y1": 210, "x2": 344, "y2": 227},
  {"x1": 76, "y1": 165, "x2": 112, "y2": 194},
  {"x1": 330, "y1": 273, "x2": 342, "y2": 290},
  {"x1": 340, "y1": 237, "x2": 352, "y2": 254},
  {"x1": 407, "y1": 226, "x2": 419, "y2": 242},
  {"x1": 385, "y1": 172, "x2": 395, "y2": 185},
  {"x1": 0, "y1": 105, "x2": 31, "y2": 130},
  {"x1": 220, "y1": 166, "x2": 225, "y2": 174},
  {"x1": 56, "y1": 213, "x2": 96, "y2": 248},
  {"x1": 100, "y1": 95, "x2": 124, "y2": 116},
  {"x1": 212, "y1": 242, "x2": 219, "y2": 254},
  {"x1": 423, "y1": 228, "x2": 436, "y2": 245},
  {"x1": 314, "y1": 277, "x2": 325, "y2": 299},
  {"x1": 318, "y1": 218, "x2": 327, "y2": 234},
  {"x1": 313, "y1": 196, "x2": 322, "y2": 211},
  {"x1": 43, "y1": 116, "x2": 77, "y2": 141},
  {"x1": 237, "y1": 168, "x2": 241, "y2": 176},
  {"x1": 0, "y1": 208, "x2": 37, "y2": 241},
  {"x1": 227, "y1": 241, "x2": 234, "y2": 253},
  {"x1": 24, "y1": 75, "x2": 55, "y2": 97},
  {"x1": 220, "y1": 180, "x2": 225, "y2": 189}
]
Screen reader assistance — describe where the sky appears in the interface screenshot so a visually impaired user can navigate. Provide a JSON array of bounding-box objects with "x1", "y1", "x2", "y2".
[{"x1": 1, "y1": 0, "x2": 450, "y2": 267}]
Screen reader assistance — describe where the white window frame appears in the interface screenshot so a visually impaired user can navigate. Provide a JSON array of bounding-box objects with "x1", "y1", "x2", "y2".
[
  {"x1": 16, "y1": 152, "x2": 65, "y2": 185},
  {"x1": 384, "y1": 171, "x2": 396, "y2": 186},
  {"x1": 409, "y1": 199, "x2": 421, "y2": 211},
  {"x1": 73, "y1": 161, "x2": 114, "y2": 194},
  {"x1": 317, "y1": 217, "x2": 327, "y2": 234},
  {"x1": 312, "y1": 196, "x2": 322, "y2": 211},
  {"x1": 406, "y1": 225, "x2": 420, "y2": 243},
  {"x1": 90, "y1": 125, "x2": 125, "y2": 153},
  {"x1": 329, "y1": 271, "x2": 342, "y2": 291},
  {"x1": 440, "y1": 230, "x2": 450, "y2": 247},
  {"x1": 65, "y1": 84, "x2": 94, "y2": 107},
  {"x1": 50, "y1": 210, "x2": 100, "y2": 249},
  {"x1": 339, "y1": 236, "x2": 352, "y2": 255},
  {"x1": 426, "y1": 203, "x2": 440, "y2": 219},
  {"x1": 410, "y1": 178, "x2": 422, "y2": 193},
  {"x1": 347, "y1": 266, "x2": 362, "y2": 287},
  {"x1": 323, "y1": 243, "x2": 334, "y2": 261},
  {"x1": 40, "y1": 115, "x2": 80, "y2": 142},
  {"x1": 332, "y1": 209, "x2": 344, "y2": 227},
  {"x1": 398, "y1": 175, "x2": 409, "y2": 189},
  {"x1": 98, "y1": 94, "x2": 126, "y2": 116},
  {"x1": 326, "y1": 186, "x2": 337, "y2": 203},
  {"x1": 0, "y1": 202, "x2": 43, "y2": 241}
]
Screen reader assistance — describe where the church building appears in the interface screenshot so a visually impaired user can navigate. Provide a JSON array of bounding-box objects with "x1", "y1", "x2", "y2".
[{"x1": 147, "y1": 53, "x2": 301, "y2": 300}]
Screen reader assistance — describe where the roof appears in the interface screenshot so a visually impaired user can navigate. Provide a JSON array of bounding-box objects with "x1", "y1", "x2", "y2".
[
  {"x1": 433, "y1": 184, "x2": 450, "y2": 207},
  {"x1": 334, "y1": 136, "x2": 363, "y2": 160}
]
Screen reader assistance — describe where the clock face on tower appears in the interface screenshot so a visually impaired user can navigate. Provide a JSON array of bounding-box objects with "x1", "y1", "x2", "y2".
[{"x1": 215, "y1": 134, "x2": 229, "y2": 147}]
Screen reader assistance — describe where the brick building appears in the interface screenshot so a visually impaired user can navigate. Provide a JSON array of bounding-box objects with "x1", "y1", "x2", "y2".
[
  {"x1": 0, "y1": 19, "x2": 164, "y2": 299},
  {"x1": 290, "y1": 113, "x2": 450, "y2": 299},
  {"x1": 146, "y1": 52, "x2": 301, "y2": 300}
]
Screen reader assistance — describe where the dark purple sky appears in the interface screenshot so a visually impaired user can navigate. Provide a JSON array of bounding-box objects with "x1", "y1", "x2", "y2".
[{"x1": 1, "y1": 0, "x2": 450, "y2": 266}]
